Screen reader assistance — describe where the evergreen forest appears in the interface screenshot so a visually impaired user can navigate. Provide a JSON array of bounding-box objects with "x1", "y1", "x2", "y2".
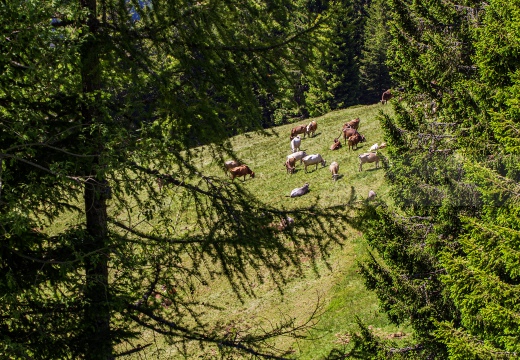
[{"x1": 2, "y1": 0, "x2": 519, "y2": 359}]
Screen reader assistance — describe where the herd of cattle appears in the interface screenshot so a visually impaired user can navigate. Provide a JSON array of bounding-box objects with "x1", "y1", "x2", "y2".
[{"x1": 224, "y1": 112, "x2": 387, "y2": 199}]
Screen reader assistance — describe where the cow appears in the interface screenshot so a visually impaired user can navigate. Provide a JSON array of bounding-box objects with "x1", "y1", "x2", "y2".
[
  {"x1": 285, "y1": 157, "x2": 296, "y2": 174},
  {"x1": 358, "y1": 152, "x2": 380, "y2": 171},
  {"x1": 288, "y1": 183, "x2": 310, "y2": 198},
  {"x1": 229, "y1": 165, "x2": 255, "y2": 181},
  {"x1": 330, "y1": 138, "x2": 342, "y2": 151},
  {"x1": 342, "y1": 127, "x2": 366, "y2": 146},
  {"x1": 368, "y1": 190, "x2": 377, "y2": 200},
  {"x1": 369, "y1": 142, "x2": 386, "y2": 152},
  {"x1": 329, "y1": 161, "x2": 339, "y2": 181},
  {"x1": 302, "y1": 154, "x2": 326, "y2": 173},
  {"x1": 291, "y1": 135, "x2": 301, "y2": 153},
  {"x1": 381, "y1": 90, "x2": 392, "y2": 104},
  {"x1": 224, "y1": 160, "x2": 241, "y2": 172},
  {"x1": 306, "y1": 120, "x2": 317, "y2": 137},
  {"x1": 287, "y1": 150, "x2": 307, "y2": 165},
  {"x1": 343, "y1": 118, "x2": 360, "y2": 130},
  {"x1": 290, "y1": 125, "x2": 307, "y2": 139},
  {"x1": 348, "y1": 133, "x2": 363, "y2": 151}
]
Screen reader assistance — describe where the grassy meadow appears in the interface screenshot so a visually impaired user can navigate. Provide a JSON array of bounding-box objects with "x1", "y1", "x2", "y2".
[{"x1": 128, "y1": 103, "x2": 411, "y2": 359}]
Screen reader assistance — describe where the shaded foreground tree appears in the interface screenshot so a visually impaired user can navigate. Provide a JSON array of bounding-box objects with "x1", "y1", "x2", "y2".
[
  {"x1": 327, "y1": 0, "x2": 520, "y2": 359},
  {"x1": 0, "y1": 1, "x2": 349, "y2": 358}
]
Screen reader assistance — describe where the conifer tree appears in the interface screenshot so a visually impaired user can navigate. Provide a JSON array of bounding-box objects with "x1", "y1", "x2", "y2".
[
  {"x1": 359, "y1": 0, "x2": 391, "y2": 104},
  {"x1": 0, "y1": 1, "x2": 346, "y2": 358},
  {"x1": 332, "y1": 0, "x2": 486, "y2": 358}
]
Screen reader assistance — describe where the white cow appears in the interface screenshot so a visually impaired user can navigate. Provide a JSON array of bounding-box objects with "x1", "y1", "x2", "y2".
[
  {"x1": 291, "y1": 135, "x2": 301, "y2": 153},
  {"x1": 289, "y1": 183, "x2": 310, "y2": 197},
  {"x1": 302, "y1": 154, "x2": 326, "y2": 173},
  {"x1": 329, "y1": 161, "x2": 339, "y2": 181},
  {"x1": 358, "y1": 152, "x2": 380, "y2": 171},
  {"x1": 287, "y1": 150, "x2": 307, "y2": 165}
]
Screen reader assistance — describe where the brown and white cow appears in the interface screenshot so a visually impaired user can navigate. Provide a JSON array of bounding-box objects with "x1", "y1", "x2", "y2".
[{"x1": 306, "y1": 120, "x2": 317, "y2": 137}]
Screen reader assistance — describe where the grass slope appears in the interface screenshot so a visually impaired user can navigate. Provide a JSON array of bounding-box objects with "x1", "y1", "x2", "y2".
[{"x1": 135, "y1": 104, "x2": 409, "y2": 359}]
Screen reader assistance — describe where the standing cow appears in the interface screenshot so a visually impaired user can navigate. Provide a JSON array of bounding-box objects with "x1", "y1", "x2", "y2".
[
  {"x1": 358, "y1": 152, "x2": 380, "y2": 171},
  {"x1": 229, "y1": 165, "x2": 255, "y2": 181},
  {"x1": 291, "y1": 135, "x2": 301, "y2": 153},
  {"x1": 287, "y1": 150, "x2": 307, "y2": 165},
  {"x1": 302, "y1": 154, "x2": 326, "y2": 173},
  {"x1": 290, "y1": 125, "x2": 307, "y2": 139},
  {"x1": 381, "y1": 90, "x2": 392, "y2": 104},
  {"x1": 306, "y1": 120, "x2": 317, "y2": 137}
]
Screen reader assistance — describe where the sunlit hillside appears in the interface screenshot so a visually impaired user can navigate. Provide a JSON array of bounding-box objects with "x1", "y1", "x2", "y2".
[{"x1": 129, "y1": 103, "x2": 410, "y2": 359}]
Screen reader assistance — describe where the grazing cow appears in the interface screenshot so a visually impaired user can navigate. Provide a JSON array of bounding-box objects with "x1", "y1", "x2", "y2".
[
  {"x1": 287, "y1": 150, "x2": 307, "y2": 165},
  {"x1": 342, "y1": 127, "x2": 366, "y2": 146},
  {"x1": 306, "y1": 120, "x2": 317, "y2": 137},
  {"x1": 291, "y1": 135, "x2": 301, "y2": 153},
  {"x1": 289, "y1": 183, "x2": 310, "y2": 198},
  {"x1": 229, "y1": 165, "x2": 255, "y2": 181},
  {"x1": 329, "y1": 161, "x2": 339, "y2": 181},
  {"x1": 381, "y1": 90, "x2": 392, "y2": 104},
  {"x1": 358, "y1": 152, "x2": 380, "y2": 171},
  {"x1": 224, "y1": 160, "x2": 241, "y2": 172},
  {"x1": 285, "y1": 157, "x2": 296, "y2": 174},
  {"x1": 290, "y1": 125, "x2": 307, "y2": 139},
  {"x1": 348, "y1": 133, "x2": 363, "y2": 151},
  {"x1": 330, "y1": 138, "x2": 342, "y2": 150},
  {"x1": 302, "y1": 154, "x2": 326, "y2": 172},
  {"x1": 343, "y1": 118, "x2": 360, "y2": 130},
  {"x1": 368, "y1": 190, "x2": 377, "y2": 200}
]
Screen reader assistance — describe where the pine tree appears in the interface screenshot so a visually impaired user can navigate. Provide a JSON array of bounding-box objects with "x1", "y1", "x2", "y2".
[{"x1": 0, "y1": 1, "x2": 347, "y2": 358}]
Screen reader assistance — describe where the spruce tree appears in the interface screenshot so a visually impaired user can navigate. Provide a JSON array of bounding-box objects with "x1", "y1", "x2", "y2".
[
  {"x1": 0, "y1": 1, "x2": 346, "y2": 358},
  {"x1": 359, "y1": 0, "x2": 392, "y2": 104}
]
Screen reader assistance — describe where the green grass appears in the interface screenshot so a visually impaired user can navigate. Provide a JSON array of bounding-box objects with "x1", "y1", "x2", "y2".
[
  {"x1": 127, "y1": 104, "x2": 411, "y2": 358},
  {"x1": 45, "y1": 103, "x2": 408, "y2": 358}
]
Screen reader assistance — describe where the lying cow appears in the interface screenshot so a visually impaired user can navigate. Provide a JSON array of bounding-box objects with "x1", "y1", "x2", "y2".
[
  {"x1": 330, "y1": 138, "x2": 342, "y2": 151},
  {"x1": 229, "y1": 165, "x2": 255, "y2": 181},
  {"x1": 302, "y1": 154, "x2": 326, "y2": 173},
  {"x1": 358, "y1": 152, "x2": 380, "y2": 172},
  {"x1": 288, "y1": 183, "x2": 310, "y2": 198}
]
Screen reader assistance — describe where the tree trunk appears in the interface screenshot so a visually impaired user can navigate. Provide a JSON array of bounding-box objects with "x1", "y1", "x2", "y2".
[{"x1": 80, "y1": 1, "x2": 112, "y2": 359}]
